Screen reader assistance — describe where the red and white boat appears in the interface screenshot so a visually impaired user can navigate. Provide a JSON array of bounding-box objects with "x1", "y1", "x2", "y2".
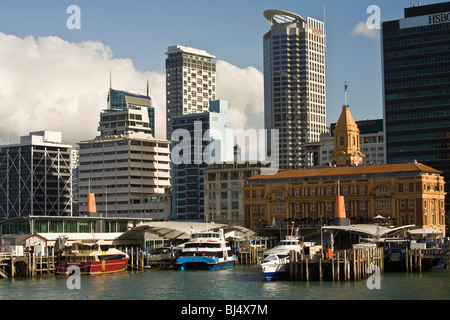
[{"x1": 56, "y1": 240, "x2": 129, "y2": 275}]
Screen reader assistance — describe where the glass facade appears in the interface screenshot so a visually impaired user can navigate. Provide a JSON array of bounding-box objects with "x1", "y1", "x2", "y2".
[
  {"x1": 1, "y1": 218, "x2": 131, "y2": 235},
  {"x1": 382, "y1": 2, "x2": 450, "y2": 213},
  {"x1": 0, "y1": 134, "x2": 72, "y2": 219},
  {"x1": 106, "y1": 89, "x2": 155, "y2": 137}
]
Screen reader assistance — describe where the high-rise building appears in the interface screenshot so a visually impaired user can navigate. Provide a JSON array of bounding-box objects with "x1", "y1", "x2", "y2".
[
  {"x1": 171, "y1": 100, "x2": 233, "y2": 220},
  {"x1": 0, "y1": 131, "x2": 72, "y2": 219},
  {"x1": 165, "y1": 45, "x2": 216, "y2": 140},
  {"x1": 263, "y1": 9, "x2": 327, "y2": 170},
  {"x1": 78, "y1": 89, "x2": 171, "y2": 219},
  {"x1": 103, "y1": 88, "x2": 155, "y2": 137},
  {"x1": 382, "y1": 2, "x2": 450, "y2": 213}
]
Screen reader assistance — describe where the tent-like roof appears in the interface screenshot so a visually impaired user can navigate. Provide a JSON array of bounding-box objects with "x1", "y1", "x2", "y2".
[
  {"x1": 118, "y1": 221, "x2": 255, "y2": 242},
  {"x1": 408, "y1": 228, "x2": 443, "y2": 235},
  {"x1": 322, "y1": 224, "x2": 415, "y2": 238}
]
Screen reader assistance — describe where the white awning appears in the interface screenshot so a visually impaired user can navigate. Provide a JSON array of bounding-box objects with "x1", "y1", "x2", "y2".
[{"x1": 408, "y1": 228, "x2": 442, "y2": 235}]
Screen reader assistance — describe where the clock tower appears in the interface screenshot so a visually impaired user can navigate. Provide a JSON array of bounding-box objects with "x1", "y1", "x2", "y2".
[{"x1": 331, "y1": 104, "x2": 364, "y2": 166}]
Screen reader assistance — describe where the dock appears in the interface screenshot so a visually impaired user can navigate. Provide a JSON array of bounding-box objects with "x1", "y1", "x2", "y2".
[
  {"x1": 287, "y1": 248, "x2": 384, "y2": 282},
  {"x1": 0, "y1": 252, "x2": 56, "y2": 278}
]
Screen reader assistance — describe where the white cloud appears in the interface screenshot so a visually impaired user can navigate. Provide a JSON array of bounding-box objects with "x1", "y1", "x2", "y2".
[
  {"x1": 351, "y1": 21, "x2": 380, "y2": 40},
  {"x1": 216, "y1": 60, "x2": 264, "y2": 132},
  {"x1": 0, "y1": 33, "x2": 265, "y2": 148}
]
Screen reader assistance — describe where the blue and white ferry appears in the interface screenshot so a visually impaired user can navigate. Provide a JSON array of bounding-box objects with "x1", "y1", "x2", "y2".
[{"x1": 176, "y1": 228, "x2": 236, "y2": 271}]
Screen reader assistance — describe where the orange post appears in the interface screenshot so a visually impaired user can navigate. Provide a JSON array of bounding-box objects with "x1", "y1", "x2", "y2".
[
  {"x1": 336, "y1": 196, "x2": 346, "y2": 218},
  {"x1": 87, "y1": 193, "x2": 97, "y2": 213}
]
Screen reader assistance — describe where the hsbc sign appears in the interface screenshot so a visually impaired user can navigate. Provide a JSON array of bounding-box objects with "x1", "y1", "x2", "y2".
[
  {"x1": 400, "y1": 11, "x2": 450, "y2": 29},
  {"x1": 428, "y1": 12, "x2": 450, "y2": 24}
]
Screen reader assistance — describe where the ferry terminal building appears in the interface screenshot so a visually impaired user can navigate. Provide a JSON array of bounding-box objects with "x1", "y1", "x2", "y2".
[{"x1": 244, "y1": 105, "x2": 446, "y2": 236}]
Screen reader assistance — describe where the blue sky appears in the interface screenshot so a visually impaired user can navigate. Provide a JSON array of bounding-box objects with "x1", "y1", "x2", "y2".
[{"x1": 0, "y1": 0, "x2": 439, "y2": 144}]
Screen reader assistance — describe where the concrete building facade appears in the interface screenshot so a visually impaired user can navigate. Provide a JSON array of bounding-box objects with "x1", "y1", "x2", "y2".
[
  {"x1": 263, "y1": 9, "x2": 327, "y2": 170},
  {"x1": 165, "y1": 45, "x2": 216, "y2": 140}
]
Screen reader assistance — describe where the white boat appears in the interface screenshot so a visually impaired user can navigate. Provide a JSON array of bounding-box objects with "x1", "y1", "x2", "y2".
[
  {"x1": 258, "y1": 236, "x2": 321, "y2": 281},
  {"x1": 176, "y1": 228, "x2": 236, "y2": 271}
]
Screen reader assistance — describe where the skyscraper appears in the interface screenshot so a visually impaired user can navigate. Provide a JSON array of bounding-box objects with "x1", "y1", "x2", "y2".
[
  {"x1": 382, "y1": 2, "x2": 450, "y2": 213},
  {"x1": 165, "y1": 45, "x2": 216, "y2": 140},
  {"x1": 263, "y1": 9, "x2": 327, "y2": 170}
]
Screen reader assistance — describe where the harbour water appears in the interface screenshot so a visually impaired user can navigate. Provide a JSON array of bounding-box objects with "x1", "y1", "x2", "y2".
[{"x1": 0, "y1": 265, "x2": 449, "y2": 301}]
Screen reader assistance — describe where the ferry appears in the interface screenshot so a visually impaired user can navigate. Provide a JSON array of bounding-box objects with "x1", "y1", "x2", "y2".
[
  {"x1": 56, "y1": 240, "x2": 129, "y2": 275},
  {"x1": 258, "y1": 236, "x2": 321, "y2": 281},
  {"x1": 176, "y1": 228, "x2": 236, "y2": 271}
]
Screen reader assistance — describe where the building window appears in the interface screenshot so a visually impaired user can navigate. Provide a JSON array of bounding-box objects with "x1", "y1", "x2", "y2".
[
  {"x1": 295, "y1": 204, "x2": 300, "y2": 212},
  {"x1": 409, "y1": 200, "x2": 414, "y2": 209},
  {"x1": 253, "y1": 205, "x2": 258, "y2": 213},
  {"x1": 400, "y1": 200, "x2": 405, "y2": 209},
  {"x1": 360, "y1": 186, "x2": 365, "y2": 194},
  {"x1": 295, "y1": 189, "x2": 300, "y2": 197},
  {"x1": 311, "y1": 188, "x2": 316, "y2": 196},
  {"x1": 380, "y1": 186, "x2": 388, "y2": 193},
  {"x1": 404, "y1": 184, "x2": 409, "y2": 192},
  {"x1": 275, "y1": 191, "x2": 282, "y2": 198},
  {"x1": 261, "y1": 205, "x2": 265, "y2": 213},
  {"x1": 311, "y1": 203, "x2": 316, "y2": 212},
  {"x1": 327, "y1": 188, "x2": 332, "y2": 196},
  {"x1": 360, "y1": 201, "x2": 366, "y2": 210},
  {"x1": 327, "y1": 202, "x2": 332, "y2": 211}
]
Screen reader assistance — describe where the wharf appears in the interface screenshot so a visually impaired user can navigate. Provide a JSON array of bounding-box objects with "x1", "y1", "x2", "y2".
[
  {"x1": 0, "y1": 252, "x2": 56, "y2": 278},
  {"x1": 287, "y1": 248, "x2": 384, "y2": 282}
]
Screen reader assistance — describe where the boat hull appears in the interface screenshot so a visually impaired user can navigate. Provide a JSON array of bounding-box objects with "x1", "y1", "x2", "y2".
[
  {"x1": 176, "y1": 256, "x2": 236, "y2": 271},
  {"x1": 56, "y1": 258, "x2": 129, "y2": 275},
  {"x1": 260, "y1": 263, "x2": 290, "y2": 281}
]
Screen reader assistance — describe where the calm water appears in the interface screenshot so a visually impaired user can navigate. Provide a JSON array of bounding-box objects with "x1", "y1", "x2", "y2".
[{"x1": 0, "y1": 265, "x2": 449, "y2": 301}]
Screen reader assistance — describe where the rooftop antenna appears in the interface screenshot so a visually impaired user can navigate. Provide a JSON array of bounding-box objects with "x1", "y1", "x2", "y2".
[
  {"x1": 323, "y1": 6, "x2": 326, "y2": 49},
  {"x1": 343, "y1": 81, "x2": 348, "y2": 106},
  {"x1": 146, "y1": 79, "x2": 149, "y2": 97},
  {"x1": 109, "y1": 71, "x2": 112, "y2": 109}
]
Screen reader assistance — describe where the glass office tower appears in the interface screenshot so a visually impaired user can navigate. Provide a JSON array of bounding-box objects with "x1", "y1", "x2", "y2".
[
  {"x1": 382, "y1": 2, "x2": 450, "y2": 213},
  {"x1": 263, "y1": 9, "x2": 327, "y2": 170}
]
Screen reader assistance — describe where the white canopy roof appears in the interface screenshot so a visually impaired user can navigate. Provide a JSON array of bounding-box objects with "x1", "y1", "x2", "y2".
[
  {"x1": 118, "y1": 221, "x2": 255, "y2": 241},
  {"x1": 408, "y1": 228, "x2": 443, "y2": 235},
  {"x1": 322, "y1": 224, "x2": 415, "y2": 238}
]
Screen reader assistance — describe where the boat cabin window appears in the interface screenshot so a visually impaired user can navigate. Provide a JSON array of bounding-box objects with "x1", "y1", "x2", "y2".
[
  {"x1": 281, "y1": 241, "x2": 297, "y2": 245},
  {"x1": 192, "y1": 233, "x2": 220, "y2": 239},
  {"x1": 100, "y1": 245, "x2": 113, "y2": 251},
  {"x1": 185, "y1": 243, "x2": 221, "y2": 249}
]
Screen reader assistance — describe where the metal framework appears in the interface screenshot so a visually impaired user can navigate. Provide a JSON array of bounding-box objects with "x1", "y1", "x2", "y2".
[{"x1": 0, "y1": 145, "x2": 72, "y2": 218}]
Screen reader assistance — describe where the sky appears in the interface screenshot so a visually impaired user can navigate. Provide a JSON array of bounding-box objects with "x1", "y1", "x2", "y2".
[{"x1": 0, "y1": 0, "x2": 443, "y2": 146}]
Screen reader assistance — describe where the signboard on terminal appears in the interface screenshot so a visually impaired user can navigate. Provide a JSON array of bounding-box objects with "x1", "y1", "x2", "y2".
[{"x1": 400, "y1": 11, "x2": 450, "y2": 29}]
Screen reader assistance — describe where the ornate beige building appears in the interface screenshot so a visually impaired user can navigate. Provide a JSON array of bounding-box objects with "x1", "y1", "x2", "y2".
[{"x1": 244, "y1": 105, "x2": 446, "y2": 235}]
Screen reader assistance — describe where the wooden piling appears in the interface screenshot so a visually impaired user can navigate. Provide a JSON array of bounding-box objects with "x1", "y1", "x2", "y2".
[
  {"x1": 337, "y1": 251, "x2": 340, "y2": 281},
  {"x1": 319, "y1": 257, "x2": 322, "y2": 282},
  {"x1": 305, "y1": 258, "x2": 309, "y2": 282}
]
